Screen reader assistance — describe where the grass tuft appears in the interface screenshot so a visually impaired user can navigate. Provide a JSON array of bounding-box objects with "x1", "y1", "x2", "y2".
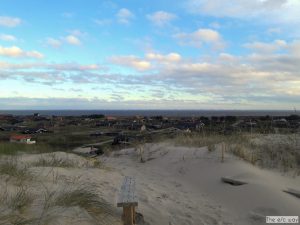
[
  {"x1": 172, "y1": 132, "x2": 300, "y2": 174},
  {"x1": 32, "y1": 154, "x2": 77, "y2": 168},
  {"x1": 8, "y1": 187, "x2": 33, "y2": 212},
  {"x1": 41, "y1": 185, "x2": 119, "y2": 224},
  {"x1": 0, "y1": 158, "x2": 31, "y2": 183}
]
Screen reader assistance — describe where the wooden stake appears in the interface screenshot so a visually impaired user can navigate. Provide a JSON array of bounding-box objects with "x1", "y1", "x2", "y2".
[
  {"x1": 221, "y1": 143, "x2": 224, "y2": 163},
  {"x1": 133, "y1": 206, "x2": 136, "y2": 224},
  {"x1": 123, "y1": 206, "x2": 134, "y2": 225}
]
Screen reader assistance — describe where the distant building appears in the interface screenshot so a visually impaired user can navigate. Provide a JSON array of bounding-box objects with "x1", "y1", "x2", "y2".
[
  {"x1": 106, "y1": 116, "x2": 117, "y2": 121},
  {"x1": 140, "y1": 125, "x2": 146, "y2": 132},
  {"x1": 274, "y1": 118, "x2": 288, "y2": 127},
  {"x1": 10, "y1": 135, "x2": 36, "y2": 144},
  {"x1": 22, "y1": 128, "x2": 49, "y2": 134},
  {"x1": 0, "y1": 114, "x2": 13, "y2": 121},
  {"x1": 195, "y1": 122, "x2": 205, "y2": 131},
  {"x1": 0, "y1": 126, "x2": 18, "y2": 131}
]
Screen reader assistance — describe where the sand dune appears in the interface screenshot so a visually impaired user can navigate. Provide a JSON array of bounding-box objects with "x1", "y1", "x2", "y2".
[
  {"x1": 102, "y1": 143, "x2": 300, "y2": 225},
  {"x1": 1, "y1": 142, "x2": 299, "y2": 225}
]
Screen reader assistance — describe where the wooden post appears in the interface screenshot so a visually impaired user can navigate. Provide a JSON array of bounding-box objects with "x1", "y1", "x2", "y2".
[
  {"x1": 123, "y1": 206, "x2": 134, "y2": 225},
  {"x1": 132, "y1": 206, "x2": 136, "y2": 224},
  {"x1": 221, "y1": 143, "x2": 224, "y2": 163},
  {"x1": 117, "y1": 177, "x2": 138, "y2": 225}
]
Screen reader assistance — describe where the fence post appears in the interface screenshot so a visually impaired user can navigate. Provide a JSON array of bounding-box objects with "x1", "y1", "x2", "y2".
[{"x1": 221, "y1": 143, "x2": 224, "y2": 163}]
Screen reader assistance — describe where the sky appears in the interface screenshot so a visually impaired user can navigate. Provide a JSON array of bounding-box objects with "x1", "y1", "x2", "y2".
[{"x1": 0, "y1": 0, "x2": 300, "y2": 110}]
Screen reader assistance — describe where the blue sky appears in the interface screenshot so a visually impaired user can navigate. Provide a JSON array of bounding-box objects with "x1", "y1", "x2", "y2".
[{"x1": 0, "y1": 0, "x2": 300, "y2": 110}]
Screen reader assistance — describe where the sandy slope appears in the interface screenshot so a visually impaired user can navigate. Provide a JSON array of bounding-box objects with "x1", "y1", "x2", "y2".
[
  {"x1": 0, "y1": 152, "x2": 123, "y2": 225},
  {"x1": 101, "y1": 143, "x2": 300, "y2": 225},
  {"x1": 1, "y1": 143, "x2": 299, "y2": 225}
]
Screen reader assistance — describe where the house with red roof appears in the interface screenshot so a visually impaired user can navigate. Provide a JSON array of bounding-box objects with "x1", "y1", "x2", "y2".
[{"x1": 10, "y1": 134, "x2": 36, "y2": 144}]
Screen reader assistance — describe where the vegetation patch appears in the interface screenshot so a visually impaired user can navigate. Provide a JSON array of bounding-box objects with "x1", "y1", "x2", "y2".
[
  {"x1": 32, "y1": 154, "x2": 78, "y2": 168},
  {"x1": 54, "y1": 186, "x2": 117, "y2": 222},
  {"x1": 172, "y1": 133, "x2": 300, "y2": 174},
  {"x1": 0, "y1": 158, "x2": 31, "y2": 182},
  {"x1": 0, "y1": 143, "x2": 56, "y2": 156}
]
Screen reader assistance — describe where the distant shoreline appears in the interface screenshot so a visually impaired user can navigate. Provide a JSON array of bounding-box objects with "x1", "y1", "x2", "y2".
[{"x1": 0, "y1": 109, "x2": 298, "y2": 117}]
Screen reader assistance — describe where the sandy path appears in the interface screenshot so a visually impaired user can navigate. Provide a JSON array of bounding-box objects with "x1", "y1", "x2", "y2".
[
  {"x1": 101, "y1": 143, "x2": 300, "y2": 225},
  {"x1": 102, "y1": 145, "x2": 234, "y2": 225}
]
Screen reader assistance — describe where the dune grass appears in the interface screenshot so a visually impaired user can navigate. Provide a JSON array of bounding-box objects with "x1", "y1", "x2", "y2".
[
  {"x1": 53, "y1": 186, "x2": 117, "y2": 223},
  {"x1": 244, "y1": 135, "x2": 300, "y2": 173},
  {"x1": 0, "y1": 214, "x2": 35, "y2": 225},
  {"x1": 0, "y1": 158, "x2": 32, "y2": 184},
  {"x1": 0, "y1": 184, "x2": 118, "y2": 225},
  {"x1": 0, "y1": 160, "x2": 28, "y2": 177},
  {"x1": 8, "y1": 187, "x2": 33, "y2": 212},
  {"x1": 31, "y1": 153, "x2": 102, "y2": 169},
  {"x1": 34, "y1": 185, "x2": 119, "y2": 225},
  {"x1": 172, "y1": 132, "x2": 300, "y2": 174},
  {"x1": 32, "y1": 154, "x2": 77, "y2": 168},
  {"x1": 172, "y1": 133, "x2": 222, "y2": 149},
  {"x1": 0, "y1": 184, "x2": 34, "y2": 225},
  {"x1": 172, "y1": 132, "x2": 250, "y2": 149},
  {"x1": 0, "y1": 160, "x2": 118, "y2": 225}
]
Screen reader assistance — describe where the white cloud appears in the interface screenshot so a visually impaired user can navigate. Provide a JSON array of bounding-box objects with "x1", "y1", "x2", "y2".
[
  {"x1": 68, "y1": 29, "x2": 86, "y2": 37},
  {"x1": 0, "y1": 45, "x2": 44, "y2": 59},
  {"x1": 94, "y1": 19, "x2": 112, "y2": 26},
  {"x1": 218, "y1": 53, "x2": 238, "y2": 62},
  {"x1": 106, "y1": 41, "x2": 300, "y2": 107},
  {"x1": 0, "y1": 34, "x2": 17, "y2": 42},
  {"x1": 1, "y1": 40, "x2": 300, "y2": 109},
  {"x1": 116, "y1": 8, "x2": 134, "y2": 24},
  {"x1": 289, "y1": 40, "x2": 300, "y2": 57},
  {"x1": 65, "y1": 35, "x2": 81, "y2": 45},
  {"x1": 47, "y1": 30, "x2": 84, "y2": 47},
  {"x1": 51, "y1": 63, "x2": 101, "y2": 71},
  {"x1": 110, "y1": 55, "x2": 151, "y2": 71},
  {"x1": 0, "y1": 61, "x2": 102, "y2": 72},
  {"x1": 46, "y1": 38, "x2": 62, "y2": 48},
  {"x1": 146, "y1": 53, "x2": 181, "y2": 62},
  {"x1": 185, "y1": 0, "x2": 300, "y2": 24},
  {"x1": 0, "y1": 46, "x2": 22, "y2": 57},
  {"x1": 0, "y1": 16, "x2": 22, "y2": 27},
  {"x1": 244, "y1": 39, "x2": 287, "y2": 53},
  {"x1": 26, "y1": 51, "x2": 44, "y2": 59},
  {"x1": 267, "y1": 27, "x2": 281, "y2": 35},
  {"x1": 175, "y1": 28, "x2": 224, "y2": 49},
  {"x1": 193, "y1": 29, "x2": 220, "y2": 42},
  {"x1": 110, "y1": 52, "x2": 182, "y2": 72},
  {"x1": 147, "y1": 11, "x2": 177, "y2": 27}
]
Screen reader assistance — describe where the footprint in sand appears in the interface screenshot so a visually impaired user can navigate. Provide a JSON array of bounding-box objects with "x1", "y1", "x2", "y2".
[
  {"x1": 161, "y1": 193, "x2": 169, "y2": 199},
  {"x1": 156, "y1": 193, "x2": 169, "y2": 202},
  {"x1": 178, "y1": 166, "x2": 186, "y2": 175}
]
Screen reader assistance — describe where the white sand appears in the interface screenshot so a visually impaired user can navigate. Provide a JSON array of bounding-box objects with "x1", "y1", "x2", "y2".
[
  {"x1": 102, "y1": 143, "x2": 300, "y2": 225},
  {"x1": 1, "y1": 142, "x2": 299, "y2": 225}
]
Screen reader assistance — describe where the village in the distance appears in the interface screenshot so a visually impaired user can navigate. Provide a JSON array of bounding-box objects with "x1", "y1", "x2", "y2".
[{"x1": 1, "y1": 112, "x2": 300, "y2": 155}]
